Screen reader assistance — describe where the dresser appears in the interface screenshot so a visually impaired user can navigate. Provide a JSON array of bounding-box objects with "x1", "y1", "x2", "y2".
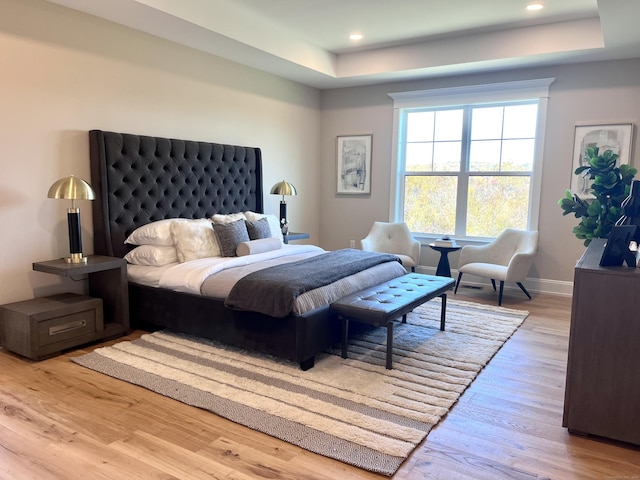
[{"x1": 562, "y1": 238, "x2": 640, "y2": 445}]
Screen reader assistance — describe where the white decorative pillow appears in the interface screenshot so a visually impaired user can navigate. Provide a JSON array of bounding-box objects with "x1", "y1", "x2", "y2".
[
  {"x1": 210, "y1": 212, "x2": 247, "y2": 224},
  {"x1": 244, "y1": 211, "x2": 284, "y2": 243},
  {"x1": 125, "y1": 219, "x2": 177, "y2": 246},
  {"x1": 170, "y1": 219, "x2": 221, "y2": 262},
  {"x1": 236, "y1": 237, "x2": 283, "y2": 257},
  {"x1": 124, "y1": 245, "x2": 178, "y2": 266}
]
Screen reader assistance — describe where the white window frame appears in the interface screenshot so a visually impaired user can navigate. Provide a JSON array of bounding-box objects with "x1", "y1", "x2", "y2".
[{"x1": 388, "y1": 78, "x2": 554, "y2": 241}]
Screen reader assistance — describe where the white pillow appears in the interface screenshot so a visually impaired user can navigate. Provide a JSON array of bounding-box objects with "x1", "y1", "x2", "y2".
[
  {"x1": 210, "y1": 212, "x2": 246, "y2": 224},
  {"x1": 125, "y1": 219, "x2": 177, "y2": 246},
  {"x1": 124, "y1": 245, "x2": 178, "y2": 266},
  {"x1": 236, "y1": 237, "x2": 283, "y2": 257},
  {"x1": 244, "y1": 211, "x2": 284, "y2": 243},
  {"x1": 170, "y1": 219, "x2": 222, "y2": 262}
]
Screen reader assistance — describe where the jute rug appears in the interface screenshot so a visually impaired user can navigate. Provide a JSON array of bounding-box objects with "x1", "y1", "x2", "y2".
[{"x1": 72, "y1": 298, "x2": 528, "y2": 476}]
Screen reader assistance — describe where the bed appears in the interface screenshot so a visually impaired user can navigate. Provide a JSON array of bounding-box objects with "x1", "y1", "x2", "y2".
[{"x1": 89, "y1": 130, "x2": 405, "y2": 369}]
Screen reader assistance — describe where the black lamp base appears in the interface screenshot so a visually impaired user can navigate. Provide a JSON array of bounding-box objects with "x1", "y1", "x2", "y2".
[
  {"x1": 279, "y1": 201, "x2": 287, "y2": 224},
  {"x1": 66, "y1": 208, "x2": 87, "y2": 263}
]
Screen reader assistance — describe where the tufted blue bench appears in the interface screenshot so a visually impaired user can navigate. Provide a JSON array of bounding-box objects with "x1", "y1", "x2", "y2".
[{"x1": 330, "y1": 273, "x2": 455, "y2": 369}]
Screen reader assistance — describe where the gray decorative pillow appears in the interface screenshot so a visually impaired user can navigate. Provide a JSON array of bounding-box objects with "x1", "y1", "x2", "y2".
[
  {"x1": 213, "y1": 219, "x2": 250, "y2": 257},
  {"x1": 245, "y1": 218, "x2": 271, "y2": 240}
]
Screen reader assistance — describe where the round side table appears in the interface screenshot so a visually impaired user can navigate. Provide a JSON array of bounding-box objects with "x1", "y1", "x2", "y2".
[{"x1": 428, "y1": 243, "x2": 461, "y2": 277}]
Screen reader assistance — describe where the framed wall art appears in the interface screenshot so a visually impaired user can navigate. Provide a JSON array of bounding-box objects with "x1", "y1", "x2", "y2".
[
  {"x1": 336, "y1": 134, "x2": 372, "y2": 194},
  {"x1": 571, "y1": 123, "x2": 633, "y2": 198}
]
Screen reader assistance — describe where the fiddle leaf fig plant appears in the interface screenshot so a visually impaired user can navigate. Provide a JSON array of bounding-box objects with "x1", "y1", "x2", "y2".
[{"x1": 559, "y1": 146, "x2": 637, "y2": 246}]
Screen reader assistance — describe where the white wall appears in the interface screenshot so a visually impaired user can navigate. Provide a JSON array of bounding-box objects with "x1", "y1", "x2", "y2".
[
  {"x1": 320, "y1": 60, "x2": 640, "y2": 291},
  {"x1": 0, "y1": 0, "x2": 321, "y2": 305},
  {"x1": 3, "y1": 0, "x2": 639, "y2": 306}
]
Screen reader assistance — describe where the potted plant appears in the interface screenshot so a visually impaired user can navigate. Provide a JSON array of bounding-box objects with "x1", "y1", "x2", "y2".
[{"x1": 559, "y1": 146, "x2": 637, "y2": 246}]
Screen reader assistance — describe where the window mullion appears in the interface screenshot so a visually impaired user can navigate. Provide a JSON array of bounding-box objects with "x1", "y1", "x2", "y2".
[{"x1": 456, "y1": 106, "x2": 471, "y2": 237}]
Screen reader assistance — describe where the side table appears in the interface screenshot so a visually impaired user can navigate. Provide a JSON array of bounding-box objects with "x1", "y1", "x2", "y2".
[
  {"x1": 0, "y1": 293, "x2": 103, "y2": 360},
  {"x1": 428, "y1": 244, "x2": 461, "y2": 277},
  {"x1": 32, "y1": 255, "x2": 129, "y2": 340},
  {"x1": 284, "y1": 232, "x2": 310, "y2": 244}
]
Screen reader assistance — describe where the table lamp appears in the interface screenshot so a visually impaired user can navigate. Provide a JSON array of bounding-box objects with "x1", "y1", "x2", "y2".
[
  {"x1": 270, "y1": 180, "x2": 297, "y2": 226},
  {"x1": 47, "y1": 175, "x2": 96, "y2": 263}
]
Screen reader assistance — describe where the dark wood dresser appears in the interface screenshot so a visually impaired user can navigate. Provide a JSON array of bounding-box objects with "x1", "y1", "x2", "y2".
[{"x1": 562, "y1": 238, "x2": 640, "y2": 445}]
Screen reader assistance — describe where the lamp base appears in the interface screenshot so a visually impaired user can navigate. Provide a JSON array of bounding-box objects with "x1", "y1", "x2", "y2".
[{"x1": 64, "y1": 253, "x2": 89, "y2": 264}]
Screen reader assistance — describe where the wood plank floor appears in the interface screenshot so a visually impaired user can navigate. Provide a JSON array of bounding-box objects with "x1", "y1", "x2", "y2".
[{"x1": 1, "y1": 287, "x2": 639, "y2": 479}]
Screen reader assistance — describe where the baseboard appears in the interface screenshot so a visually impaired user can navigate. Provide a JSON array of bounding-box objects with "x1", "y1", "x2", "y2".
[{"x1": 414, "y1": 266, "x2": 573, "y2": 297}]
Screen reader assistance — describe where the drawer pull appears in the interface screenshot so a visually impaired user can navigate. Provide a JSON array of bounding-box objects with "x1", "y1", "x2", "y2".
[{"x1": 49, "y1": 320, "x2": 87, "y2": 336}]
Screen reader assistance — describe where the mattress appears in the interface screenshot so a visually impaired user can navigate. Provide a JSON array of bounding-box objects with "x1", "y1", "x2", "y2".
[{"x1": 126, "y1": 245, "x2": 407, "y2": 315}]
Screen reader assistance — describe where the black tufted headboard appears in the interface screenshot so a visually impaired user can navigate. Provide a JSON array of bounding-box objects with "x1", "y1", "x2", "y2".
[{"x1": 89, "y1": 130, "x2": 263, "y2": 258}]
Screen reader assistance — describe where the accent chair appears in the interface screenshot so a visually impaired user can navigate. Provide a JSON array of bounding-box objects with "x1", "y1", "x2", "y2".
[
  {"x1": 454, "y1": 229, "x2": 538, "y2": 305},
  {"x1": 360, "y1": 221, "x2": 421, "y2": 272}
]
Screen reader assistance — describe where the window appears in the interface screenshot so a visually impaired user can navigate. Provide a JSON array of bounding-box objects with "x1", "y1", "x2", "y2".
[{"x1": 389, "y1": 79, "x2": 553, "y2": 239}]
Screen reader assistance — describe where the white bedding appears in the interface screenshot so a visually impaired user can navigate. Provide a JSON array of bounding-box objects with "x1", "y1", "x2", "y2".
[
  {"x1": 127, "y1": 244, "x2": 323, "y2": 292},
  {"x1": 160, "y1": 244, "x2": 324, "y2": 294},
  {"x1": 126, "y1": 244, "x2": 407, "y2": 315}
]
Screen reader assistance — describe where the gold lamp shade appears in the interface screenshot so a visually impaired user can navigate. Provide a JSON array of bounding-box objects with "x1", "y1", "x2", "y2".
[
  {"x1": 270, "y1": 180, "x2": 297, "y2": 198},
  {"x1": 270, "y1": 180, "x2": 297, "y2": 227},
  {"x1": 48, "y1": 175, "x2": 96, "y2": 264},
  {"x1": 47, "y1": 175, "x2": 96, "y2": 204}
]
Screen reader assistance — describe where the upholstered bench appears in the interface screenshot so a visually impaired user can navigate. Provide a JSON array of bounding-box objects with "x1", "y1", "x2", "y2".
[{"x1": 330, "y1": 273, "x2": 455, "y2": 369}]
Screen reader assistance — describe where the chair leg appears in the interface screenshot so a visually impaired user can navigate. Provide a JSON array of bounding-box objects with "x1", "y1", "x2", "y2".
[
  {"x1": 498, "y1": 281, "x2": 504, "y2": 306},
  {"x1": 517, "y1": 282, "x2": 532, "y2": 300},
  {"x1": 454, "y1": 272, "x2": 463, "y2": 294},
  {"x1": 491, "y1": 279, "x2": 497, "y2": 291},
  {"x1": 411, "y1": 266, "x2": 416, "y2": 272}
]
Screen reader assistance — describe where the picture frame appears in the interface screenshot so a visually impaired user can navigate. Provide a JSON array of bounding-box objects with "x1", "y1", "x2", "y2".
[
  {"x1": 571, "y1": 123, "x2": 633, "y2": 198},
  {"x1": 337, "y1": 134, "x2": 372, "y2": 194}
]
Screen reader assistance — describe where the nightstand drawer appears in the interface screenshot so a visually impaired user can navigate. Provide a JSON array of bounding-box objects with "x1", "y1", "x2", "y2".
[
  {"x1": 0, "y1": 293, "x2": 103, "y2": 360},
  {"x1": 37, "y1": 309, "x2": 100, "y2": 346}
]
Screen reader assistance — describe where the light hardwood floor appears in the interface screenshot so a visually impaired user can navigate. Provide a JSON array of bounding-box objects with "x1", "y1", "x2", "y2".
[{"x1": 1, "y1": 288, "x2": 639, "y2": 479}]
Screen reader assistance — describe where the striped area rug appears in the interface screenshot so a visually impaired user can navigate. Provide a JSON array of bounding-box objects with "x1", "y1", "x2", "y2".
[{"x1": 72, "y1": 298, "x2": 528, "y2": 476}]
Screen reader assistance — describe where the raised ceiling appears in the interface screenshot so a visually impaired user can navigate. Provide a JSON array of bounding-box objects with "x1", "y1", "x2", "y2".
[{"x1": 45, "y1": 0, "x2": 640, "y2": 89}]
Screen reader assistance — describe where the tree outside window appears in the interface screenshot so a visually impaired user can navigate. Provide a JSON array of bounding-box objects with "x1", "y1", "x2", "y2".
[{"x1": 399, "y1": 102, "x2": 539, "y2": 238}]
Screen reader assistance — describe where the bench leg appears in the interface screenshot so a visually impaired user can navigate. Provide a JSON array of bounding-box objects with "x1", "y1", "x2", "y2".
[
  {"x1": 341, "y1": 317, "x2": 349, "y2": 359},
  {"x1": 402, "y1": 313, "x2": 407, "y2": 324},
  {"x1": 386, "y1": 321, "x2": 394, "y2": 369},
  {"x1": 440, "y1": 293, "x2": 447, "y2": 331}
]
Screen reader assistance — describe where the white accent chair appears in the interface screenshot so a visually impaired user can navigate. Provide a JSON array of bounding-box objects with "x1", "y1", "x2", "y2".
[
  {"x1": 454, "y1": 229, "x2": 538, "y2": 306},
  {"x1": 360, "y1": 222, "x2": 421, "y2": 272}
]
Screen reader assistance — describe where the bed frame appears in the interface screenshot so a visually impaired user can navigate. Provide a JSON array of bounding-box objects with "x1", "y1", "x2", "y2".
[{"x1": 89, "y1": 130, "x2": 339, "y2": 369}]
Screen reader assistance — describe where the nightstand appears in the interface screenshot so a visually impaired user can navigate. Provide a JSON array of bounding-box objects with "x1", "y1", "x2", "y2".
[
  {"x1": 284, "y1": 232, "x2": 310, "y2": 244},
  {"x1": 32, "y1": 255, "x2": 129, "y2": 341},
  {"x1": 0, "y1": 293, "x2": 103, "y2": 360}
]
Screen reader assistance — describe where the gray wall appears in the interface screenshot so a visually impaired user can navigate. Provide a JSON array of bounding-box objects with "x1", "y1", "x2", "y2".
[
  {"x1": 0, "y1": 0, "x2": 321, "y2": 305},
  {"x1": 2, "y1": 0, "x2": 640, "y2": 305},
  {"x1": 319, "y1": 60, "x2": 640, "y2": 292}
]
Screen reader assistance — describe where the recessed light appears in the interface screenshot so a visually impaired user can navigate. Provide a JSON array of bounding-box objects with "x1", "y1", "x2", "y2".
[
  {"x1": 349, "y1": 33, "x2": 363, "y2": 41},
  {"x1": 527, "y1": 1, "x2": 544, "y2": 10}
]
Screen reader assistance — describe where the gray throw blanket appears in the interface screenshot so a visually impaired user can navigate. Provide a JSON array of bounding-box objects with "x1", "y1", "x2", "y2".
[{"x1": 224, "y1": 249, "x2": 401, "y2": 317}]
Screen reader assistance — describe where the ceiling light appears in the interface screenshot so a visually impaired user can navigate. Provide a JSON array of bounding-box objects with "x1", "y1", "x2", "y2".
[
  {"x1": 349, "y1": 34, "x2": 363, "y2": 41},
  {"x1": 526, "y1": 1, "x2": 544, "y2": 10}
]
